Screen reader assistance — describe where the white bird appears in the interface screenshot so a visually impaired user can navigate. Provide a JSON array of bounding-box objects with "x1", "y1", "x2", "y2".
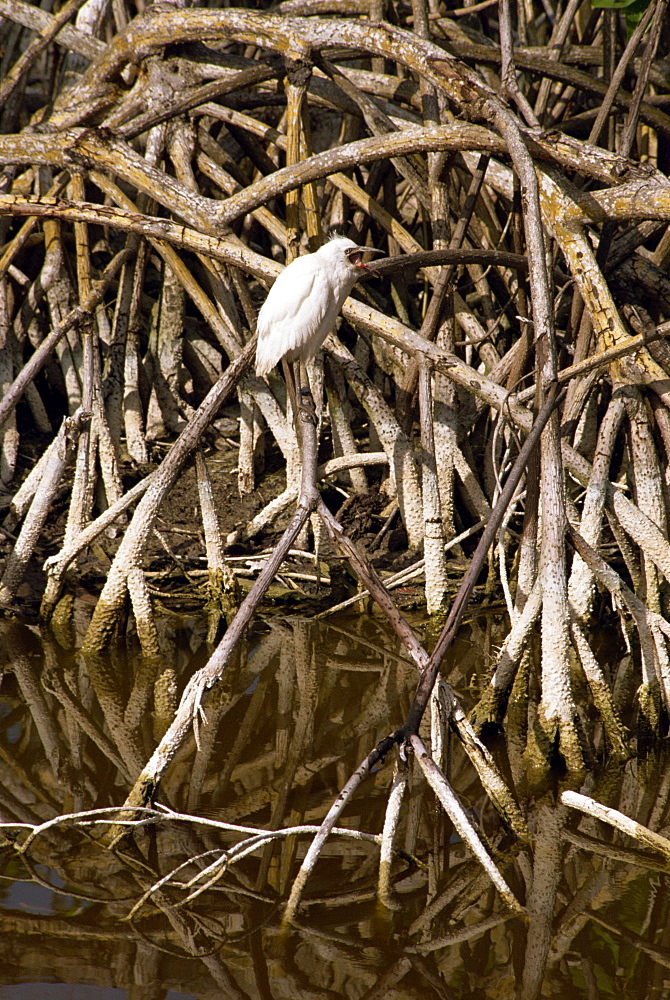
[{"x1": 255, "y1": 236, "x2": 379, "y2": 380}]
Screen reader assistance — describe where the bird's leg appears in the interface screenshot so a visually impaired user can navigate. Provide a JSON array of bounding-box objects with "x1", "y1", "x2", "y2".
[
  {"x1": 281, "y1": 358, "x2": 300, "y2": 432},
  {"x1": 296, "y1": 360, "x2": 317, "y2": 427},
  {"x1": 297, "y1": 361, "x2": 320, "y2": 508},
  {"x1": 281, "y1": 359, "x2": 317, "y2": 434},
  {"x1": 282, "y1": 360, "x2": 319, "y2": 506}
]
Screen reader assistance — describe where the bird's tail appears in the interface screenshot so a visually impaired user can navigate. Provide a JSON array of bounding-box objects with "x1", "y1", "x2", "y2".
[{"x1": 254, "y1": 339, "x2": 275, "y2": 378}]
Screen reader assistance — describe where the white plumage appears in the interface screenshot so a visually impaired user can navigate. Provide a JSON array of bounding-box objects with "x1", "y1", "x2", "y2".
[{"x1": 255, "y1": 237, "x2": 376, "y2": 377}]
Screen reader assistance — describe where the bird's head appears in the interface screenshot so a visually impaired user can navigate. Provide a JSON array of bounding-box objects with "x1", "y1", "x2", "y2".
[
  {"x1": 344, "y1": 245, "x2": 381, "y2": 269},
  {"x1": 322, "y1": 236, "x2": 382, "y2": 272}
]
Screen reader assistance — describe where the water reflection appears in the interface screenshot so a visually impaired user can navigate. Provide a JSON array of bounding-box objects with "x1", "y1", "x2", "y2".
[{"x1": 0, "y1": 614, "x2": 669, "y2": 998}]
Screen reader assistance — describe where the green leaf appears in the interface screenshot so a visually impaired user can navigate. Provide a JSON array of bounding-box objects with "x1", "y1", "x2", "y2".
[
  {"x1": 591, "y1": 0, "x2": 646, "y2": 8},
  {"x1": 590, "y1": 0, "x2": 653, "y2": 38}
]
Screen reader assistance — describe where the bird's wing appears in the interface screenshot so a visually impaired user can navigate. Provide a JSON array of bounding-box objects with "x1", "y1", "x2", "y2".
[{"x1": 256, "y1": 259, "x2": 331, "y2": 374}]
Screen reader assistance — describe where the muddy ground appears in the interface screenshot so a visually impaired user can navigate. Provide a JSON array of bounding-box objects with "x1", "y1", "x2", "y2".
[{"x1": 2, "y1": 395, "x2": 468, "y2": 626}]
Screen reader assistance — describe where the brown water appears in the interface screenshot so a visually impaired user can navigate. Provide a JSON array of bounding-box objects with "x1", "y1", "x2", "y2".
[{"x1": 0, "y1": 612, "x2": 669, "y2": 999}]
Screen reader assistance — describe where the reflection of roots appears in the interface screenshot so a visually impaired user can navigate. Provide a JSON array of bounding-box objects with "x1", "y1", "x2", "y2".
[
  {"x1": 281, "y1": 701, "x2": 528, "y2": 923},
  {"x1": 62, "y1": 359, "x2": 665, "y2": 926},
  {"x1": 112, "y1": 384, "x2": 559, "y2": 921}
]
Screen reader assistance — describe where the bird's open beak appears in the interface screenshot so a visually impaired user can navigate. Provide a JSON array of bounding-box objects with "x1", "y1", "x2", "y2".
[{"x1": 348, "y1": 247, "x2": 384, "y2": 268}]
